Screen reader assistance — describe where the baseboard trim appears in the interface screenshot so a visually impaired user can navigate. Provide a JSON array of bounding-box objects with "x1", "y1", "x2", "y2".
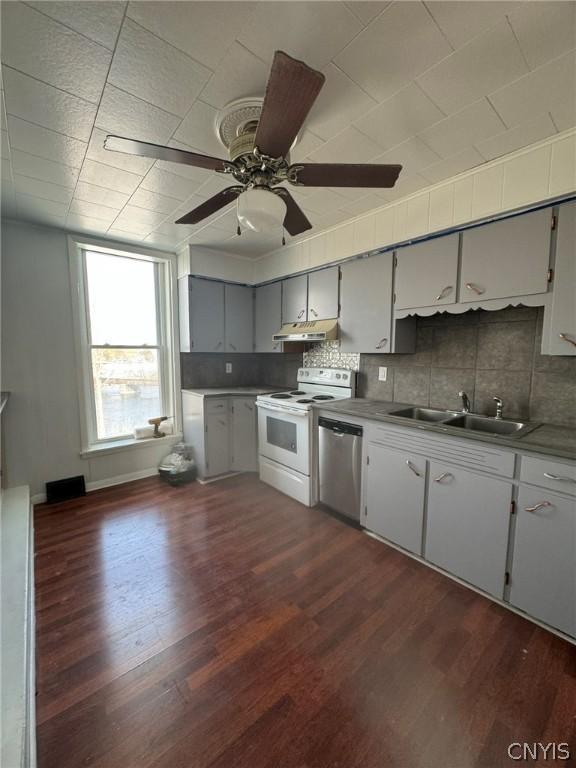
[{"x1": 31, "y1": 467, "x2": 159, "y2": 505}]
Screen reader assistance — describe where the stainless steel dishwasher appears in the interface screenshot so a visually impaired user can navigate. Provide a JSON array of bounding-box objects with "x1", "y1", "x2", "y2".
[{"x1": 318, "y1": 417, "x2": 363, "y2": 521}]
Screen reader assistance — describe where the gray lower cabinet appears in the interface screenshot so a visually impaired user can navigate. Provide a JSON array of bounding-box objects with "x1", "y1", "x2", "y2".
[
  {"x1": 365, "y1": 443, "x2": 426, "y2": 555},
  {"x1": 282, "y1": 274, "x2": 307, "y2": 322},
  {"x1": 255, "y1": 281, "x2": 282, "y2": 352},
  {"x1": 307, "y1": 266, "x2": 339, "y2": 320},
  {"x1": 510, "y1": 487, "x2": 575, "y2": 637},
  {"x1": 205, "y1": 410, "x2": 230, "y2": 477},
  {"x1": 425, "y1": 462, "x2": 512, "y2": 597},
  {"x1": 179, "y1": 276, "x2": 225, "y2": 353},
  {"x1": 230, "y1": 397, "x2": 257, "y2": 472},
  {"x1": 225, "y1": 283, "x2": 253, "y2": 352}
]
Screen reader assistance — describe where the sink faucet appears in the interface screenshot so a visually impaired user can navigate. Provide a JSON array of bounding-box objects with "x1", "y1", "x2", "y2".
[
  {"x1": 458, "y1": 391, "x2": 471, "y2": 413},
  {"x1": 493, "y1": 396, "x2": 504, "y2": 419}
]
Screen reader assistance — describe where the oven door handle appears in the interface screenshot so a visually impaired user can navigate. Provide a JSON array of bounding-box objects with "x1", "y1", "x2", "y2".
[{"x1": 256, "y1": 402, "x2": 310, "y2": 417}]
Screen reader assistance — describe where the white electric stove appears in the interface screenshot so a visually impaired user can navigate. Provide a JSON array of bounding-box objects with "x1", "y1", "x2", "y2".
[{"x1": 256, "y1": 368, "x2": 356, "y2": 506}]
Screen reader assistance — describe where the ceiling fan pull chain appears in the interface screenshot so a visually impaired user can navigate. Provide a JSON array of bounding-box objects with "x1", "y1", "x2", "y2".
[
  {"x1": 237, "y1": 224, "x2": 241, "y2": 236},
  {"x1": 282, "y1": 228, "x2": 286, "y2": 247}
]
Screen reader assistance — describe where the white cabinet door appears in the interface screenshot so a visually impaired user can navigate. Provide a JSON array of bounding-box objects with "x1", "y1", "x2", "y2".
[
  {"x1": 340, "y1": 252, "x2": 393, "y2": 353},
  {"x1": 205, "y1": 410, "x2": 230, "y2": 477},
  {"x1": 543, "y1": 201, "x2": 576, "y2": 356},
  {"x1": 425, "y1": 462, "x2": 512, "y2": 597},
  {"x1": 282, "y1": 275, "x2": 308, "y2": 322},
  {"x1": 224, "y1": 283, "x2": 253, "y2": 352},
  {"x1": 255, "y1": 282, "x2": 282, "y2": 352},
  {"x1": 510, "y1": 487, "x2": 575, "y2": 637},
  {"x1": 365, "y1": 443, "x2": 426, "y2": 555},
  {"x1": 189, "y1": 277, "x2": 225, "y2": 352},
  {"x1": 307, "y1": 267, "x2": 339, "y2": 320},
  {"x1": 395, "y1": 234, "x2": 459, "y2": 310},
  {"x1": 231, "y1": 398, "x2": 257, "y2": 472},
  {"x1": 460, "y1": 208, "x2": 551, "y2": 302}
]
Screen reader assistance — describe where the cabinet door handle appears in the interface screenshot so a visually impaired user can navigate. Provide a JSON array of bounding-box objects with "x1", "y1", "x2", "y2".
[
  {"x1": 435, "y1": 285, "x2": 453, "y2": 301},
  {"x1": 214, "y1": 341, "x2": 222, "y2": 350},
  {"x1": 543, "y1": 472, "x2": 575, "y2": 483},
  {"x1": 466, "y1": 282, "x2": 485, "y2": 295},
  {"x1": 244, "y1": 402, "x2": 253, "y2": 411},
  {"x1": 559, "y1": 333, "x2": 576, "y2": 348},
  {"x1": 433, "y1": 472, "x2": 453, "y2": 483},
  {"x1": 310, "y1": 308, "x2": 318, "y2": 317},
  {"x1": 525, "y1": 501, "x2": 553, "y2": 513},
  {"x1": 375, "y1": 337, "x2": 388, "y2": 349},
  {"x1": 406, "y1": 460, "x2": 421, "y2": 477},
  {"x1": 297, "y1": 310, "x2": 305, "y2": 319},
  {"x1": 229, "y1": 343, "x2": 237, "y2": 351}
]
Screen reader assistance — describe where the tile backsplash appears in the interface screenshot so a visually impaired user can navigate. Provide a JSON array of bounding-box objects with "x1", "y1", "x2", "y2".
[
  {"x1": 181, "y1": 352, "x2": 302, "y2": 390},
  {"x1": 303, "y1": 341, "x2": 360, "y2": 371}
]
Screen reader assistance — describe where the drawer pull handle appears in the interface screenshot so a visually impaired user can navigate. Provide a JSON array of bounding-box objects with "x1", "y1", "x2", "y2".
[
  {"x1": 435, "y1": 285, "x2": 453, "y2": 301},
  {"x1": 559, "y1": 333, "x2": 576, "y2": 348},
  {"x1": 525, "y1": 501, "x2": 553, "y2": 513},
  {"x1": 543, "y1": 472, "x2": 575, "y2": 483},
  {"x1": 466, "y1": 282, "x2": 485, "y2": 295},
  {"x1": 406, "y1": 460, "x2": 421, "y2": 477},
  {"x1": 375, "y1": 337, "x2": 388, "y2": 349},
  {"x1": 434, "y1": 472, "x2": 453, "y2": 483},
  {"x1": 310, "y1": 308, "x2": 318, "y2": 317},
  {"x1": 229, "y1": 343, "x2": 237, "y2": 351},
  {"x1": 297, "y1": 310, "x2": 305, "y2": 319}
]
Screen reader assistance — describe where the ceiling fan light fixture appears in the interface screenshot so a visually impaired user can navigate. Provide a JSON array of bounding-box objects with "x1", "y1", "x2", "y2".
[{"x1": 237, "y1": 188, "x2": 286, "y2": 232}]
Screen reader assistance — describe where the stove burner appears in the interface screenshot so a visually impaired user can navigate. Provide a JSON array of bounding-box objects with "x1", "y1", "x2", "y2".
[
  {"x1": 313, "y1": 395, "x2": 335, "y2": 400},
  {"x1": 271, "y1": 393, "x2": 293, "y2": 399},
  {"x1": 290, "y1": 390, "x2": 306, "y2": 395},
  {"x1": 297, "y1": 399, "x2": 314, "y2": 404}
]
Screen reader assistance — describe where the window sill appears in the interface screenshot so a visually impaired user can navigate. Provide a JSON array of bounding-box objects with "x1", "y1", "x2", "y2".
[{"x1": 80, "y1": 433, "x2": 182, "y2": 458}]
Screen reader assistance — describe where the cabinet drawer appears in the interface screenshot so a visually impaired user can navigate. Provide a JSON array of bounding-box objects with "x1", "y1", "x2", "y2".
[
  {"x1": 205, "y1": 399, "x2": 228, "y2": 415},
  {"x1": 520, "y1": 456, "x2": 576, "y2": 496}
]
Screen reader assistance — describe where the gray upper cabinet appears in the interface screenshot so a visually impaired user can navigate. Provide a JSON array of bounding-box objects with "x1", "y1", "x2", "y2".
[
  {"x1": 395, "y1": 234, "x2": 459, "y2": 310},
  {"x1": 542, "y1": 201, "x2": 576, "y2": 356},
  {"x1": 224, "y1": 284, "x2": 253, "y2": 353},
  {"x1": 307, "y1": 267, "x2": 339, "y2": 320},
  {"x1": 282, "y1": 274, "x2": 308, "y2": 323},
  {"x1": 255, "y1": 282, "x2": 282, "y2": 352},
  {"x1": 460, "y1": 208, "x2": 551, "y2": 302},
  {"x1": 179, "y1": 276, "x2": 225, "y2": 352}
]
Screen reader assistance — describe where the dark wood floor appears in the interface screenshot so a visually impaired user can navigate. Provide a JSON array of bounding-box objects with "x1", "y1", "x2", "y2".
[{"x1": 35, "y1": 474, "x2": 575, "y2": 768}]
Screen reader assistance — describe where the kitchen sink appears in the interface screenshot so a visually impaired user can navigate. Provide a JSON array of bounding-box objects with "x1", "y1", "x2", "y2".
[
  {"x1": 444, "y1": 414, "x2": 535, "y2": 436},
  {"x1": 390, "y1": 407, "x2": 457, "y2": 422}
]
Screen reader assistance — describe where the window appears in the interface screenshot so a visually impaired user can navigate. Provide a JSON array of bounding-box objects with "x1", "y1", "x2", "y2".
[{"x1": 70, "y1": 240, "x2": 177, "y2": 450}]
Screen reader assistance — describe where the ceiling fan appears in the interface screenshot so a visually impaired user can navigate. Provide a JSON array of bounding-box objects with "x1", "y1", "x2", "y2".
[{"x1": 104, "y1": 50, "x2": 402, "y2": 238}]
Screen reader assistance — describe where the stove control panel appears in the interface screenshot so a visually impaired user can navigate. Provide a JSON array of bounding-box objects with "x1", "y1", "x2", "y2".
[{"x1": 297, "y1": 368, "x2": 353, "y2": 386}]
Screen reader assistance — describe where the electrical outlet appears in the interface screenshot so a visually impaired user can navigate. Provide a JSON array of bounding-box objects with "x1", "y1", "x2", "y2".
[
  {"x1": 225, "y1": 362, "x2": 232, "y2": 374},
  {"x1": 378, "y1": 366, "x2": 387, "y2": 382}
]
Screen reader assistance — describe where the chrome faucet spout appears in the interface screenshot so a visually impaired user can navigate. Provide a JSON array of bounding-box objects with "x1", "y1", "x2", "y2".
[
  {"x1": 493, "y1": 396, "x2": 504, "y2": 420},
  {"x1": 458, "y1": 391, "x2": 471, "y2": 413}
]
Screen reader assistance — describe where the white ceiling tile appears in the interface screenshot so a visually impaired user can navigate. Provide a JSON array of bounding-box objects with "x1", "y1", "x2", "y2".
[
  {"x1": 305, "y1": 63, "x2": 377, "y2": 142},
  {"x1": 355, "y1": 83, "x2": 444, "y2": 152},
  {"x1": 297, "y1": 188, "x2": 348, "y2": 215},
  {"x1": 69, "y1": 199, "x2": 120, "y2": 224},
  {"x1": 67, "y1": 213, "x2": 112, "y2": 233},
  {"x1": 344, "y1": 2, "x2": 391, "y2": 26},
  {"x1": 27, "y1": 1, "x2": 125, "y2": 51},
  {"x1": 290, "y1": 130, "x2": 325, "y2": 163},
  {"x1": 3, "y1": 68, "x2": 96, "y2": 142},
  {"x1": 114, "y1": 205, "x2": 167, "y2": 227},
  {"x1": 199, "y1": 42, "x2": 269, "y2": 110},
  {"x1": 417, "y1": 19, "x2": 529, "y2": 114},
  {"x1": 107, "y1": 217, "x2": 154, "y2": 236},
  {"x1": 326, "y1": 185, "x2": 372, "y2": 200},
  {"x1": 550, "y1": 101, "x2": 576, "y2": 133},
  {"x1": 16, "y1": 193, "x2": 69, "y2": 219},
  {"x1": 12, "y1": 150, "x2": 78, "y2": 187},
  {"x1": 378, "y1": 172, "x2": 429, "y2": 201},
  {"x1": 195, "y1": 174, "x2": 235, "y2": 199},
  {"x1": 315, "y1": 208, "x2": 354, "y2": 229},
  {"x1": 219, "y1": 231, "x2": 277, "y2": 258},
  {"x1": 96, "y1": 84, "x2": 181, "y2": 144},
  {"x1": 1, "y1": 2, "x2": 111, "y2": 104},
  {"x1": 421, "y1": 147, "x2": 485, "y2": 184},
  {"x1": 1, "y1": 130, "x2": 9, "y2": 160},
  {"x1": 237, "y1": 2, "x2": 363, "y2": 70},
  {"x1": 126, "y1": 2, "x2": 257, "y2": 71},
  {"x1": 154, "y1": 139, "x2": 215, "y2": 183},
  {"x1": 339, "y1": 194, "x2": 382, "y2": 216},
  {"x1": 107, "y1": 227, "x2": 148, "y2": 242},
  {"x1": 335, "y1": 1, "x2": 452, "y2": 102},
  {"x1": 508, "y1": 1, "x2": 576, "y2": 71},
  {"x1": 109, "y1": 20, "x2": 211, "y2": 118},
  {"x1": 1, "y1": 162, "x2": 13, "y2": 182},
  {"x1": 202, "y1": 205, "x2": 239, "y2": 234},
  {"x1": 424, "y1": 1, "x2": 518, "y2": 49},
  {"x1": 476, "y1": 113, "x2": 557, "y2": 161},
  {"x1": 128, "y1": 188, "x2": 181, "y2": 214},
  {"x1": 189, "y1": 224, "x2": 236, "y2": 247},
  {"x1": 153, "y1": 220, "x2": 195, "y2": 239},
  {"x1": 174, "y1": 99, "x2": 224, "y2": 156},
  {"x1": 144, "y1": 231, "x2": 180, "y2": 248},
  {"x1": 87, "y1": 128, "x2": 154, "y2": 176},
  {"x1": 489, "y1": 50, "x2": 576, "y2": 128},
  {"x1": 74, "y1": 181, "x2": 131, "y2": 209},
  {"x1": 307, "y1": 126, "x2": 382, "y2": 163},
  {"x1": 7, "y1": 116, "x2": 87, "y2": 169},
  {"x1": 14, "y1": 175, "x2": 73, "y2": 204},
  {"x1": 140, "y1": 167, "x2": 204, "y2": 201},
  {"x1": 79, "y1": 159, "x2": 143, "y2": 195},
  {"x1": 373, "y1": 136, "x2": 441, "y2": 175},
  {"x1": 418, "y1": 98, "x2": 505, "y2": 159}
]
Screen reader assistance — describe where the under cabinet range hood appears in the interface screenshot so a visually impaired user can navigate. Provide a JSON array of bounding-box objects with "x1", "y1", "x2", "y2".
[{"x1": 273, "y1": 319, "x2": 339, "y2": 342}]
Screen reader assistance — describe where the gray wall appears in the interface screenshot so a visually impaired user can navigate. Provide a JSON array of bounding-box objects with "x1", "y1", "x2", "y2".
[
  {"x1": 181, "y1": 352, "x2": 302, "y2": 389},
  {"x1": 358, "y1": 306, "x2": 576, "y2": 427}
]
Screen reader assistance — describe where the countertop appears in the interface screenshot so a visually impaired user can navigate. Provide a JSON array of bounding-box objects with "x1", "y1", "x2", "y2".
[
  {"x1": 182, "y1": 386, "x2": 284, "y2": 397},
  {"x1": 315, "y1": 399, "x2": 576, "y2": 461}
]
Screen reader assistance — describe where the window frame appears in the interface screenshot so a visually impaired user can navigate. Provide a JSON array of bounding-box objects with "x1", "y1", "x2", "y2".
[{"x1": 69, "y1": 236, "x2": 180, "y2": 454}]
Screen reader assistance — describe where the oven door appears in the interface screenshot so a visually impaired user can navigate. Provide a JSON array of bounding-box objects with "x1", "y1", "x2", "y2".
[{"x1": 257, "y1": 402, "x2": 310, "y2": 475}]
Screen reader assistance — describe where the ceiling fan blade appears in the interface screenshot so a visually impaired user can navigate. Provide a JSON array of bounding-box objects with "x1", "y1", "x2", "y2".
[
  {"x1": 255, "y1": 51, "x2": 325, "y2": 159},
  {"x1": 273, "y1": 188, "x2": 312, "y2": 236},
  {"x1": 175, "y1": 187, "x2": 243, "y2": 225},
  {"x1": 104, "y1": 135, "x2": 228, "y2": 172},
  {"x1": 289, "y1": 163, "x2": 403, "y2": 188}
]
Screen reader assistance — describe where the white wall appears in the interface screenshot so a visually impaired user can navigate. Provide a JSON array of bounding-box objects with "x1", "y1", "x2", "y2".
[{"x1": 1, "y1": 221, "x2": 178, "y2": 498}]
